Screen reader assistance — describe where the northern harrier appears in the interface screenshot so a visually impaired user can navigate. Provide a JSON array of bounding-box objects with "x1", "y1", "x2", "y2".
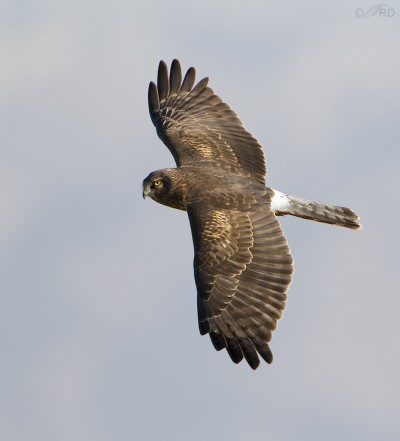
[{"x1": 143, "y1": 60, "x2": 361, "y2": 369}]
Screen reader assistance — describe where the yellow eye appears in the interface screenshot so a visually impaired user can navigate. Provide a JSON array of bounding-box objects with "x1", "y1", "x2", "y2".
[{"x1": 152, "y1": 179, "x2": 162, "y2": 188}]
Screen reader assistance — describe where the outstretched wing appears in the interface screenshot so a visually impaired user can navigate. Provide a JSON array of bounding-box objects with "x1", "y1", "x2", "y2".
[
  {"x1": 187, "y1": 194, "x2": 294, "y2": 369},
  {"x1": 148, "y1": 59, "x2": 267, "y2": 182}
]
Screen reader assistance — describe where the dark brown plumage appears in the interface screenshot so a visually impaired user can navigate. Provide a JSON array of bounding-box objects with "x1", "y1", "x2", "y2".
[{"x1": 143, "y1": 60, "x2": 361, "y2": 369}]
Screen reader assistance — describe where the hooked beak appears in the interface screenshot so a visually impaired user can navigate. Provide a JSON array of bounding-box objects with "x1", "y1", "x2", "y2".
[{"x1": 142, "y1": 183, "x2": 151, "y2": 199}]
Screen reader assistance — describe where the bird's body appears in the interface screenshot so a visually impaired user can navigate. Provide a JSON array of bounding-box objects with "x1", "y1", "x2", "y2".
[
  {"x1": 145, "y1": 166, "x2": 268, "y2": 208},
  {"x1": 143, "y1": 60, "x2": 361, "y2": 369}
]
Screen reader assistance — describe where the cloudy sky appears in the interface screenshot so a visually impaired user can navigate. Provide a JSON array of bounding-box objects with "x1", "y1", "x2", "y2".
[{"x1": 1, "y1": 1, "x2": 399, "y2": 440}]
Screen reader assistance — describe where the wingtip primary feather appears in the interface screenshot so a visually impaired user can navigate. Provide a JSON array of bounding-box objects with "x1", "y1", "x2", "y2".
[
  {"x1": 210, "y1": 331, "x2": 227, "y2": 351},
  {"x1": 169, "y1": 59, "x2": 182, "y2": 95},
  {"x1": 148, "y1": 81, "x2": 159, "y2": 115},
  {"x1": 251, "y1": 337, "x2": 273, "y2": 364},
  {"x1": 157, "y1": 60, "x2": 169, "y2": 101},
  {"x1": 191, "y1": 77, "x2": 210, "y2": 94},
  {"x1": 239, "y1": 338, "x2": 261, "y2": 370},
  {"x1": 226, "y1": 338, "x2": 244, "y2": 364},
  {"x1": 180, "y1": 66, "x2": 196, "y2": 93}
]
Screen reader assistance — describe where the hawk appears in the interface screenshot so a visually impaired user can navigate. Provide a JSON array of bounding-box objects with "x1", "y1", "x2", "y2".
[{"x1": 143, "y1": 60, "x2": 361, "y2": 369}]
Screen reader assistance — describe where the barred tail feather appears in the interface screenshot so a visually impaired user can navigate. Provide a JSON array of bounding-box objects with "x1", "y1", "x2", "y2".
[{"x1": 271, "y1": 190, "x2": 362, "y2": 230}]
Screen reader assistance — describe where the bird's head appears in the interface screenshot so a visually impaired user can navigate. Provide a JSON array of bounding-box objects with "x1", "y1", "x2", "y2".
[
  {"x1": 142, "y1": 170, "x2": 169, "y2": 200},
  {"x1": 142, "y1": 169, "x2": 186, "y2": 210},
  {"x1": 143, "y1": 168, "x2": 177, "y2": 203}
]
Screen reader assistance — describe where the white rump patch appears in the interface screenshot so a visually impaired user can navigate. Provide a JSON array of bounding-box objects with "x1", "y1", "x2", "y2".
[{"x1": 270, "y1": 189, "x2": 290, "y2": 212}]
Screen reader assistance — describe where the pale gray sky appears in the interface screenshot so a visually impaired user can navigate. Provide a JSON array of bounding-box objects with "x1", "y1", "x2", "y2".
[{"x1": 1, "y1": 1, "x2": 399, "y2": 440}]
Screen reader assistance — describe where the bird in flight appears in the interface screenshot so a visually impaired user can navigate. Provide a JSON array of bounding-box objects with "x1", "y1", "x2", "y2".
[{"x1": 143, "y1": 59, "x2": 361, "y2": 369}]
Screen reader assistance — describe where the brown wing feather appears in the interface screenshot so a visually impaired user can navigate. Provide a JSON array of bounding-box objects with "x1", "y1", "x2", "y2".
[
  {"x1": 188, "y1": 200, "x2": 294, "y2": 370},
  {"x1": 148, "y1": 59, "x2": 267, "y2": 182}
]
